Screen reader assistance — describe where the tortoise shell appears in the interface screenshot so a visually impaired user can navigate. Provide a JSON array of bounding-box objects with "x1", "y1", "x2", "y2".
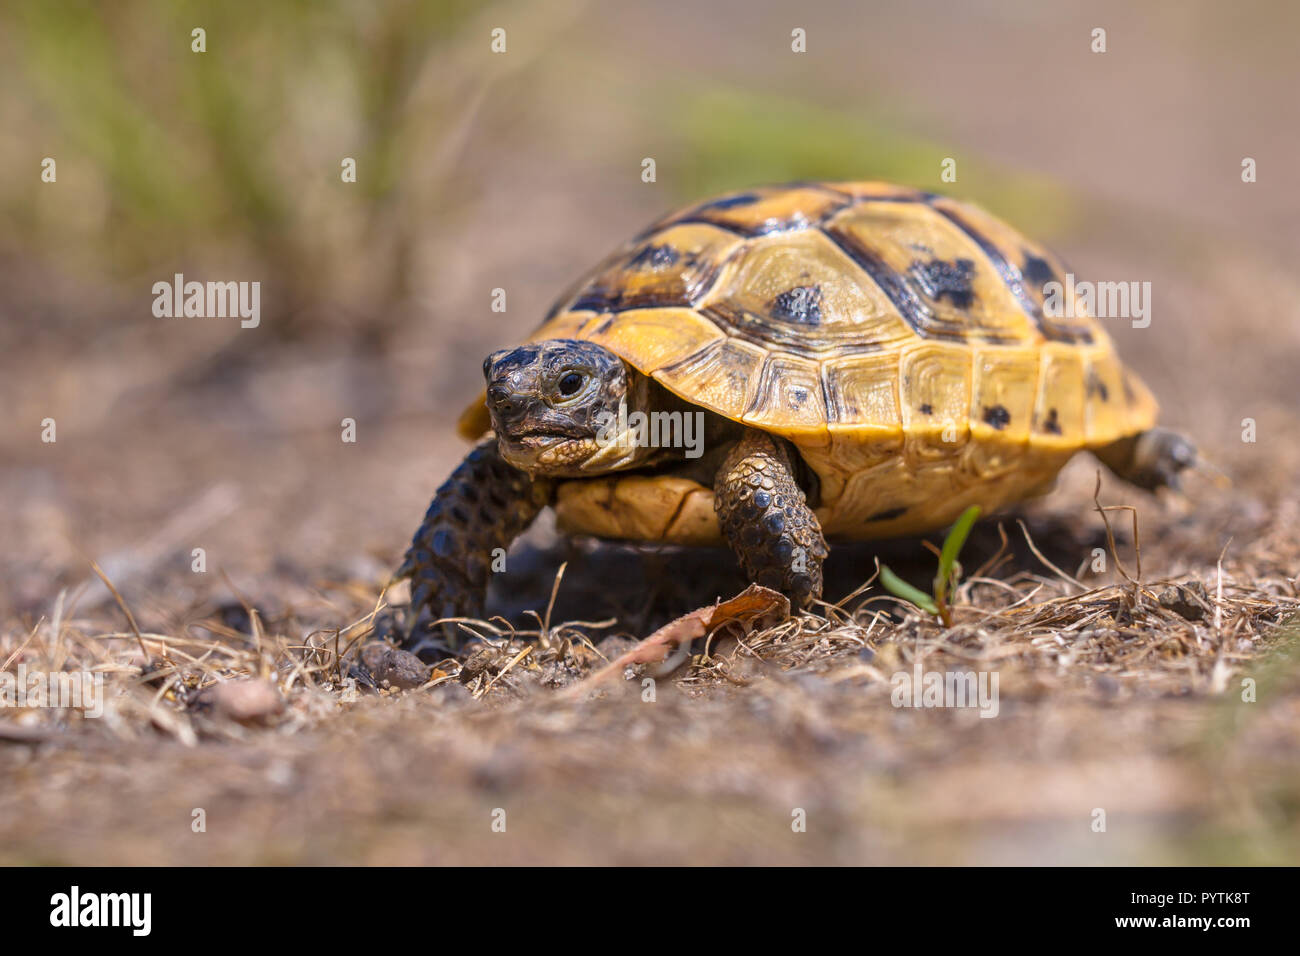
[{"x1": 458, "y1": 182, "x2": 1158, "y2": 544}]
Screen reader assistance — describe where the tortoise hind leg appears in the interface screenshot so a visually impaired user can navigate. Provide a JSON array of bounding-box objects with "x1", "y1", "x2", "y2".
[
  {"x1": 1096, "y1": 427, "x2": 1198, "y2": 492},
  {"x1": 714, "y1": 430, "x2": 829, "y2": 608},
  {"x1": 395, "y1": 438, "x2": 552, "y2": 656}
]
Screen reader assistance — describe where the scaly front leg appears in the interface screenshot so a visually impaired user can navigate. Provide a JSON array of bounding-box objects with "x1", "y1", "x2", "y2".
[
  {"x1": 395, "y1": 438, "x2": 552, "y2": 654},
  {"x1": 714, "y1": 430, "x2": 829, "y2": 608}
]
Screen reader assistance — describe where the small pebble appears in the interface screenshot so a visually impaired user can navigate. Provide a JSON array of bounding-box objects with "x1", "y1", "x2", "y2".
[
  {"x1": 195, "y1": 678, "x2": 284, "y2": 724},
  {"x1": 359, "y1": 643, "x2": 430, "y2": 689},
  {"x1": 1158, "y1": 582, "x2": 1208, "y2": 621}
]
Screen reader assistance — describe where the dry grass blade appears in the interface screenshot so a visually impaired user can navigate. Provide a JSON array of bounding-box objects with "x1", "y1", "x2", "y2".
[
  {"x1": 87, "y1": 558, "x2": 151, "y2": 663},
  {"x1": 1091, "y1": 472, "x2": 1142, "y2": 586},
  {"x1": 1017, "y1": 520, "x2": 1085, "y2": 593}
]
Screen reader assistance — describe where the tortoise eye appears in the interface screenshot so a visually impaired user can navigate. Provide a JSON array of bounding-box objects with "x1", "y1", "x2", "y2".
[{"x1": 557, "y1": 372, "x2": 585, "y2": 397}]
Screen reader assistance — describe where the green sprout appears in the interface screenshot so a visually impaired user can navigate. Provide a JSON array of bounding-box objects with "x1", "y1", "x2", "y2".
[{"x1": 879, "y1": 505, "x2": 982, "y2": 627}]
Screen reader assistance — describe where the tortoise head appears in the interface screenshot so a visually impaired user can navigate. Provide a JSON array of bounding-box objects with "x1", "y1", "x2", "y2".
[{"x1": 483, "y1": 339, "x2": 657, "y2": 476}]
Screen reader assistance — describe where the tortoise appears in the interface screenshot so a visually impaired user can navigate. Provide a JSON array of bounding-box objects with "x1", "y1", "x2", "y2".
[{"x1": 397, "y1": 181, "x2": 1195, "y2": 640}]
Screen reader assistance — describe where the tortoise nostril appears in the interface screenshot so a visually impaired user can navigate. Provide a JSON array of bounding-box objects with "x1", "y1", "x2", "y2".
[{"x1": 487, "y1": 386, "x2": 520, "y2": 417}]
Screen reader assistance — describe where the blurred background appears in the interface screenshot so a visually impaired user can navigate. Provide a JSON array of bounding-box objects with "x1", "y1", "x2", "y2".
[
  {"x1": 1, "y1": 0, "x2": 1298, "y2": 864},
  {"x1": 2, "y1": 0, "x2": 1297, "y2": 617}
]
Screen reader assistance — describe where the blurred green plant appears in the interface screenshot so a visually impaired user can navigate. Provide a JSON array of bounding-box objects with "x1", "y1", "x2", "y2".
[
  {"x1": 880, "y1": 505, "x2": 981, "y2": 627},
  {"x1": 0, "y1": 0, "x2": 502, "y2": 343}
]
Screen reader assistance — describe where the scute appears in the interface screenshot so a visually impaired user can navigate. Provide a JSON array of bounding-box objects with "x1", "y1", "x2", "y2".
[
  {"x1": 1033, "y1": 345, "x2": 1087, "y2": 449},
  {"x1": 655, "y1": 184, "x2": 850, "y2": 237},
  {"x1": 970, "y1": 347, "x2": 1039, "y2": 446},
  {"x1": 824, "y1": 200, "x2": 1041, "y2": 344},
  {"x1": 580, "y1": 307, "x2": 724, "y2": 373},
  {"x1": 821, "y1": 351, "x2": 903, "y2": 434},
  {"x1": 654, "y1": 337, "x2": 767, "y2": 423},
  {"x1": 456, "y1": 182, "x2": 1161, "y2": 542},
  {"x1": 696, "y1": 227, "x2": 915, "y2": 357},
  {"x1": 898, "y1": 341, "x2": 973, "y2": 447},
  {"x1": 568, "y1": 222, "x2": 743, "y2": 313},
  {"x1": 742, "y1": 352, "x2": 828, "y2": 439},
  {"x1": 927, "y1": 195, "x2": 1104, "y2": 345},
  {"x1": 1083, "y1": 349, "x2": 1132, "y2": 444}
]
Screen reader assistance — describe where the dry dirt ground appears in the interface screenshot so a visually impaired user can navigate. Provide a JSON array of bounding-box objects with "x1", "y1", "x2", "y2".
[{"x1": 1, "y1": 0, "x2": 1298, "y2": 865}]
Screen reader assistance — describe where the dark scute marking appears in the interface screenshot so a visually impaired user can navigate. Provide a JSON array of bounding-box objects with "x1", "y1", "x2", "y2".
[
  {"x1": 823, "y1": 227, "x2": 934, "y2": 336},
  {"x1": 933, "y1": 206, "x2": 1092, "y2": 346},
  {"x1": 628, "y1": 244, "x2": 680, "y2": 270},
  {"x1": 1020, "y1": 250, "x2": 1058, "y2": 290},
  {"x1": 1086, "y1": 370, "x2": 1110, "y2": 402},
  {"x1": 982, "y1": 404, "x2": 1011, "y2": 430},
  {"x1": 823, "y1": 225, "x2": 1009, "y2": 341},
  {"x1": 699, "y1": 300, "x2": 882, "y2": 359},
  {"x1": 1043, "y1": 407, "x2": 1062, "y2": 435},
  {"x1": 769, "y1": 285, "x2": 823, "y2": 325},
  {"x1": 634, "y1": 217, "x2": 748, "y2": 240},
  {"x1": 572, "y1": 287, "x2": 693, "y2": 313},
  {"x1": 1122, "y1": 374, "x2": 1137, "y2": 404},
  {"x1": 934, "y1": 207, "x2": 1035, "y2": 311},
  {"x1": 571, "y1": 246, "x2": 721, "y2": 313},
  {"x1": 698, "y1": 192, "x2": 761, "y2": 211},
  {"x1": 911, "y1": 257, "x2": 976, "y2": 309},
  {"x1": 918, "y1": 403, "x2": 934, "y2": 416},
  {"x1": 592, "y1": 314, "x2": 615, "y2": 336},
  {"x1": 866, "y1": 506, "x2": 908, "y2": 522}
]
